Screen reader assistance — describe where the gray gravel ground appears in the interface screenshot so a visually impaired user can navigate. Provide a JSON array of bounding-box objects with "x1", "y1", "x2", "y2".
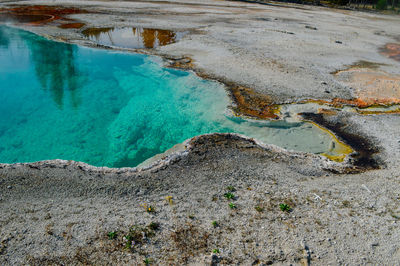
[{"x1": 1, "y1": 0, "x2": 400, "y2": 264}]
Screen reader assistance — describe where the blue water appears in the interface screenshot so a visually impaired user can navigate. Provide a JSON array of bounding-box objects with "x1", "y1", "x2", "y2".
[{"x1": 0, "y1": 25, "x2": 340, "y2": 167}]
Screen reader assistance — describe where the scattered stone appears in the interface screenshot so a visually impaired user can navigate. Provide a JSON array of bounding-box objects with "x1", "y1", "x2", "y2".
[
  {"x1": 7, "y1": 185, "x2": 12, "y2": 189},
  {"x1": 335, "y1": 40, "x2": 343, "y2": 44},
  {"x1": 305, "y1": 25, "x2": 318, "y2": 30}
]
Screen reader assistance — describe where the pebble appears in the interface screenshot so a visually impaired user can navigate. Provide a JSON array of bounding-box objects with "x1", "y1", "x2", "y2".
[{"x1": 7, "y1": 185, "x2": 12, "y2": 189}]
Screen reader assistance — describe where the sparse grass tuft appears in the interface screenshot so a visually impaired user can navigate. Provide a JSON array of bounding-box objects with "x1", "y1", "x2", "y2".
[
  {"x1": 143, "y1": 258, "x2": 153, "y2": 265},
  {"x1": 212, "y1": 221, "x2": 219, "y2": 228},
  {"x1": 224, "y1": 192, "x2": 235, "y2": 200},
  {"x1": 124, "y1": 224, "x2": 158, "y2": 250},
  {"x1": 107, "y1": 231, "x2": 117, "y2": 240},
  {"x1": 279, "y1": 203, "x2": 291, "y2": 212},
  {"x1": 229, "y1": 202, "x2": 237, "y2": 209}
]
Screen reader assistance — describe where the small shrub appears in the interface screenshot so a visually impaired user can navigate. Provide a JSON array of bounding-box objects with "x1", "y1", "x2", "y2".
[
  {"x1": 212, "y1": 248, "x2": 220, "y2": 254},
  {"x1": 279, "y1": 203, "x2": 291, "y2": 212},
  {"x1": 211, "y1": 221, "x2": 219, "y2": 228},
  {"x1": 224, "y1": 192, "x2": 235, "y2": 200},
  {"x1": 143, "y1": 258, "x2": 153, "y2": 265},
  {"x1": 228, "y1": 203, "x2": 237, "y2": 209},
  {"x1": 107, "y1": 231, "x2": 117, "y2": 240}
]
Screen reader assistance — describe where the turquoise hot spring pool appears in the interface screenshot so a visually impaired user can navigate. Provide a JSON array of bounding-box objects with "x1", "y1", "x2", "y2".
[{"x1": 0, "y1": 25, "x2": 345, "y2": 167}]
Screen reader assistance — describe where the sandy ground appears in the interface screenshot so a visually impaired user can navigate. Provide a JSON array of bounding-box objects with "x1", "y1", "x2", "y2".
[{"x1": 1, "y1": 0, "x2": 400, "y2": 265}]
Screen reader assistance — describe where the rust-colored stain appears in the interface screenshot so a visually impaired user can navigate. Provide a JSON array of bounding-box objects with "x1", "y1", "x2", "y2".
[
  {"x1": 58, "y1": 22, "x2": 85, "y2": 29},
  {"x1": 230, "y1": 86, "x2": 280, "y2": 119},
  {"x1": 0, "y1": 5, "x2": 86, "y2": 28},
  {"x1": 381, "y1": 43, "x2": 400, "y2": 62}
]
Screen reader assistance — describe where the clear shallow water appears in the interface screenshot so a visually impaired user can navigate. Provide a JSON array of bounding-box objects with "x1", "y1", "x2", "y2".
[
  {"x1": 82, "y1": 27, "x2": 187, "y2": 49},
  {"x1": 0, "y1": 25, "x2": 344, "y2": 167}
]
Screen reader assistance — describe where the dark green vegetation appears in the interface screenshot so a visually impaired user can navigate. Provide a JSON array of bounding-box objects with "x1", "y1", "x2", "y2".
[
  {"x1": 107, "y1": 231, "x2": 117, "y2": 240},
  {"x1": 279, "y1": 203, "x2": 292, "y2": 212},
  {"x1": 143, "y1": 258, "x2": 153, "y2": 265},
  {"x1": 228, "y1": 203, "x2": 237, "y2": 209},
  {"x1": 224, "y1": 192, "x2": 235, "y2": 200}
]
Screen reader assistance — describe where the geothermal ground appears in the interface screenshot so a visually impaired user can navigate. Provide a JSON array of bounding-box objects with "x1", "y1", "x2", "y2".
[{"x1": 1, "y1": 0, "x2": 400, "y2": 264}]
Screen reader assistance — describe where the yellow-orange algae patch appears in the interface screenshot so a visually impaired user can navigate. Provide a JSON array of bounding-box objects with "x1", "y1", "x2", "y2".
[
  {"x1": 230, "y1": 86, "x2": 280, "y2": 119},
  {"x1": 310, "y1": 122, "x2": 353, "y2": 162},
  {"x1": 332, "y1": 61, "x2": 400, "y2": 108}
]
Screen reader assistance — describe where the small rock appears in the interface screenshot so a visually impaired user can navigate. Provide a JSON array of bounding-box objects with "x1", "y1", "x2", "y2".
[
  {"x1": 305, "y1": 25, "x2": 318, "y2": 30},
  {"x1": 7, "y1": 185, "x2": 12, "y2": 189},
  {"x1": 335, "y1": 40, "x2": 343, "y2": 44},
  {"x1": 321, "y1": 81, "x2": 327, "y2": 85}
]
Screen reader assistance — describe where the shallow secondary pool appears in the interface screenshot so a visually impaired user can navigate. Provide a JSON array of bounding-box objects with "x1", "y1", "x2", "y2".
[{"x1": 0, "y1": 25, "x2": 349, "y2": 167}]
